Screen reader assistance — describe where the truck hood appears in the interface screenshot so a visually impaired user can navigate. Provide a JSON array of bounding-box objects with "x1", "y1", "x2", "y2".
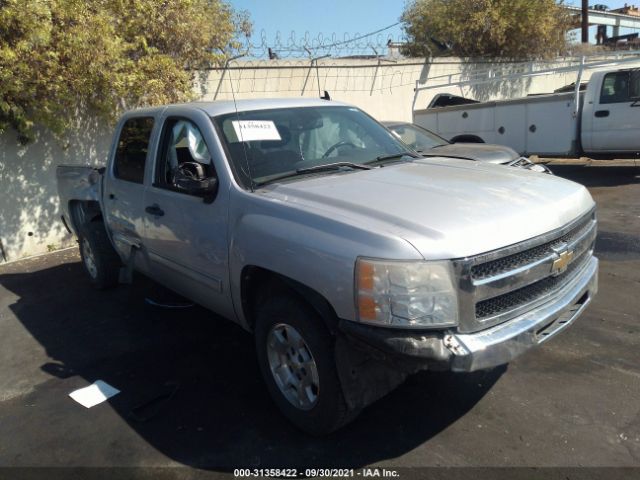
[
  {"x1": 261, "y1": 158, "x2": 595, "y2": 259},
  {"x1": 426, "y1": 143, "x2": 520, "y2": 164}
]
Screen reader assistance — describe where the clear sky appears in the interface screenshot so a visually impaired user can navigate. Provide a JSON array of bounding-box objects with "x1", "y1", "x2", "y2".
[
  {"x1": 230, "y1": 0, "x2": 639, "y2": 55},
  {"x1": 230, "y1": 0, "x2": 407, "y2": 43}
]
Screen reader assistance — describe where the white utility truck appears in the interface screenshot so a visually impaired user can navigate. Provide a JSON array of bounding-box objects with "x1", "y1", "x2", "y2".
[{"x1": 414, "y1": 68, "x2": 640, "y2": 158}]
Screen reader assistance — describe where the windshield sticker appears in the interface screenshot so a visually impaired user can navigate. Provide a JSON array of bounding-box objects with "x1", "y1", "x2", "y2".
[{"x1": 232, "y1": 120, "x2": 281, "y2": 142}]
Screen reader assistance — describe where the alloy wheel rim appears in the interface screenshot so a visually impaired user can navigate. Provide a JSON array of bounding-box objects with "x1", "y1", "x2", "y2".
[
  {"x1": 82, "y1": 238, "x2": 98, "y2": 279},
  {"x1": 266, "y1": 323, "x2": 320, "y2": 410}
]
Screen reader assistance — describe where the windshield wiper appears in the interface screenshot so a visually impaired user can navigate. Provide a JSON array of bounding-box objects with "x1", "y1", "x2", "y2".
[
  {"x1": 253, "y1": 162, "x2": 371, "y2": 187},
  {"x1": 296, "y1": 162, "x2": 372, "y2": 173},
  {"x1": 420, "y1": 153, "x2": 476, "y2": 161},
  {"x1": 365, "y1": 151, "x2": 420, "y2": 165}
]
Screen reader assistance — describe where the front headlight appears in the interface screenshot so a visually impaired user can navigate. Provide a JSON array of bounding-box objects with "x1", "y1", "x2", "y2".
[
  {"x1": 508, "y1": 157, "x2": 553, "y2": 174},
  {"x1": 355, "y1": 258, "x2": 458, "y2": 328}
]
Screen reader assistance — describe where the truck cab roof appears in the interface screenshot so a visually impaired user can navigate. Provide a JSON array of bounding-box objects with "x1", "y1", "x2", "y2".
[{"x1": 125, "y1": 98, "x2": 349, "y2": 118}]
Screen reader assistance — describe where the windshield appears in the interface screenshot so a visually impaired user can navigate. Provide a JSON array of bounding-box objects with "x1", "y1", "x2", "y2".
[
  {"x1": 213, "y1": 106, "x2": 412, "y2": 187},
  {"x1": 388, "y1": 123, "x2": 449, "y2": 152}
]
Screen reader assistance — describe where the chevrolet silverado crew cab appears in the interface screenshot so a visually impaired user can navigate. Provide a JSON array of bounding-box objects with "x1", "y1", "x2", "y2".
[{"x1": 57, "y1": 98, "x2": 598, "y2": 434}]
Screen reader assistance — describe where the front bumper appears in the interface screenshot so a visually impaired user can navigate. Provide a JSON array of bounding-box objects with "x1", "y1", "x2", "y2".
[{"x1": 339, "y1": 256, "x2": 598, "y2": 372}]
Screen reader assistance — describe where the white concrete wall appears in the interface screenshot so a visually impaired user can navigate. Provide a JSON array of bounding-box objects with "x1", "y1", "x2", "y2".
[
  {"x1": 1, "y1": 54, "x2": 638, "y2": 262},
  {"x1": 0, "y1": 118, "x2": 113, "y2": 262},
  {"x1": 196, "y1": 58, "x2": 430, "y2": 121},
  {"x1": 197, "y1": 54, "x2": 640, "y2": 121},
  {"x1": 412, "y1": 54, "x2": 640, "y2": 109}
]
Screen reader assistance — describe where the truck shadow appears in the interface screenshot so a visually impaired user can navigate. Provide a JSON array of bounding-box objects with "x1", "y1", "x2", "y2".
[
  {"x1": 0, "y1": 261, "x2": 503, "y2": 470},
  {"x1": 547, "y1": 165, "x2": 640, "y2": 187}
]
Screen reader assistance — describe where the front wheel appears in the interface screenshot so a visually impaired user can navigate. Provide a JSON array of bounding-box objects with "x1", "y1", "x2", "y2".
[{"x1": 255, "y1": 294, "x2": 354, "y2": 435}]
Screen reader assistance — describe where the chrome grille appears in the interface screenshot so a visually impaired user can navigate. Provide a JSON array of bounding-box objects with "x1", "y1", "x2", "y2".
[
  {"x1": 475, "y1": 249, "x2": 591, "y2": 320},
  {"x1": 471, "y1": 215, "x2": 593, "y2": 280},
  {"x1": 453, "y1": 209, "x2": 597, "y2": 333}
]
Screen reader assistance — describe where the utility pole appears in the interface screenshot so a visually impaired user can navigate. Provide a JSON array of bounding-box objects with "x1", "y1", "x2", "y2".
[{"x1": 581, "y1": 0, "x2": 589, "y2": 44}]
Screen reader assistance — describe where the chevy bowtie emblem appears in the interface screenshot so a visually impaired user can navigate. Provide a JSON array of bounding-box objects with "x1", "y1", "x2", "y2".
[{"x1": 551, "y1": 248, "x2": 574, "y2": 275}]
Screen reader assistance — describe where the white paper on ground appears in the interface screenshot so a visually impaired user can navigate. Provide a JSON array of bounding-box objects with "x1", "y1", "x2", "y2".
[
  {"x1": 68, "y1": 380, "x2": 120, "y2": 408},
  {"x1": 232, "y1": 120, "x2": 281, "y2": 142}
]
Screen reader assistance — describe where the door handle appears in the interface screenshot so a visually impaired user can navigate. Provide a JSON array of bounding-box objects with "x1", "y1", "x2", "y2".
[
  {"x1": 595, "y1": 110, "x2": 610, "y2": 118},
  {"x1": 145, "y1": 204, "x2": 165, "y2": 217}
]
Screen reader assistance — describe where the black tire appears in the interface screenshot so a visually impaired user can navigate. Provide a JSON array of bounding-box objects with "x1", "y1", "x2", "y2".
[
  {"x1": 78, "y1": 222, "x2": 121, "y2": 289},
  {"x1": 255, "y1": 294, "x2": 354, "y2": 435}
]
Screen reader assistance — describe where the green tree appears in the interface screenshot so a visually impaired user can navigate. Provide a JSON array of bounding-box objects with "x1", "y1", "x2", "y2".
[
  {"x1": 0, "y1": 0, "x2": 251, "y2": 143},
  {"x1": 401, "y1": 0, "x2": 571, "y2": 59}
]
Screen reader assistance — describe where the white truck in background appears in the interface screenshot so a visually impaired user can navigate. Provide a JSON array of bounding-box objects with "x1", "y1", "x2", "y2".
[{"x1": 414, "y1": 67, "x2": 640, "y2": 159}]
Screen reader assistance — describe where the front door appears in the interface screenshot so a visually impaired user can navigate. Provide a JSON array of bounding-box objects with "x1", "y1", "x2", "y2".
[
  {"x1": 142, "y1": 114, "x2": 232, "y2": 318},
  {"x1": 589, "y1": 70, "x2": 640, "y2": 153}
]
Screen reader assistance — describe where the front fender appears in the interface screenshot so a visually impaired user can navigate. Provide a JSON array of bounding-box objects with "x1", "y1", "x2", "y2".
[{"x1": 228, "y1": 190, "x2": 422, "y2": 329}]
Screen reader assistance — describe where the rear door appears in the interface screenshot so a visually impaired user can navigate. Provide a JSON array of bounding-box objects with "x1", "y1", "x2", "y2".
[
  {"x1": 588, "y1": 70, "x2": 640, "y2": 153},
  {"x1": 142, "y1": 110, "x2": 233, "y2": 318},
  {"x1": 103, "y1": 115, "x2": 156, "y2": 267}
]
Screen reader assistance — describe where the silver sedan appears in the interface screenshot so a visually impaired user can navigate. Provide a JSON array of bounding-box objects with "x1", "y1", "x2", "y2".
[{"x1": 383, "y1": 121, "x2": 551, "y2": 173}]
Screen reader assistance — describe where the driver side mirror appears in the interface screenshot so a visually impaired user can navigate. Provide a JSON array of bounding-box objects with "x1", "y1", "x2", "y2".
[{"x1": 174, "y1": 161, "x2": 219, "y2": 203}]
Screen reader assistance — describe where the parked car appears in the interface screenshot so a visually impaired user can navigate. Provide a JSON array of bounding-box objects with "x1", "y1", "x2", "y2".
[
  {"x1": 414, "y1": 67, "x2": 640, "y2": 159},
  {"x1": 382, "y1": 121, "x2": 550, "y2": 173},
  {"x1": 57, "y1": 98, "x2": 598, "y2": 435}
]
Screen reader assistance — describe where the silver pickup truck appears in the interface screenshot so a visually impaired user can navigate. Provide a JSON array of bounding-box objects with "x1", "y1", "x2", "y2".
[{"x1": 57, "y1": 98, "x2": 598, "y2": 435}]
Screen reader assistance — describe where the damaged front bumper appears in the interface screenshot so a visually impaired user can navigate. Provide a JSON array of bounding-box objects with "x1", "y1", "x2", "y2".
[{"x1": 339, "y1": 256, "x2": 598, "y2": 373}]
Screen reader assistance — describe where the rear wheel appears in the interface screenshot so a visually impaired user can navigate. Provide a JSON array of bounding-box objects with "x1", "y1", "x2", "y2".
[
  {"x1": 78, "y1": 222, "x2": 121, "y2": 289},
  {"x1": 255, "y1": 294, "x2": 354, "y2": 435},
  {"x1": 450, "y1": 134, "x2": 485, "y2": 143}
]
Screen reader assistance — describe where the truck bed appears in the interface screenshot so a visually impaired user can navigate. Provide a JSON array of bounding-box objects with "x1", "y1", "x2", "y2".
[{"x1": 56, "y1": 165, "x2": 104, "y2": 234}]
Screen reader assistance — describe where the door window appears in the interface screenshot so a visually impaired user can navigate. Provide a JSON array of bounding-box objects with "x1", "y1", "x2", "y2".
[
  {"x1": 600, "y1": 72, "x2": 631, "y2": 104},
  {"x1": 113, "y1": 117, "x2": 154, "y2": 183},
  {"x1": 155, "y1": 118, "x2": 217, "y2": 195}
]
